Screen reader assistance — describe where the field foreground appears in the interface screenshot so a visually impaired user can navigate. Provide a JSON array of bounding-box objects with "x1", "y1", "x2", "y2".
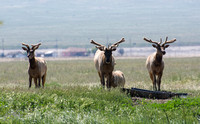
[{"x1": 0, "y1": 57, "x2": 200, "y2": 123}]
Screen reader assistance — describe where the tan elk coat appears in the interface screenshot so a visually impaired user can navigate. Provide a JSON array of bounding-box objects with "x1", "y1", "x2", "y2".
[
  {"x1": 94, "y1": 49, "x2": 115, "y2": 88},
  {"x1": 111, "y1": 70, "x2": 125, "y2": 88},
  {"x1": 22, "y1": 43, "x2": 47, "y2": 88},
  {"x1": 28, "y1": 57, "x2": 47, "y2": 82},
  {"x1": 144, "y1": 37, "x2": 176, "y2": 91},
  {"x1": 91, "y1": 38, "x2": 125, "y2": 88}
]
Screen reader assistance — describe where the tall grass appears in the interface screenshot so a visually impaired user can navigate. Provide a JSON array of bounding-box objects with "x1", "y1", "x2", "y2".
[
  {"x1": 0, "y1": 57, "x2": 200, "y2": 123},
  {"x1": 0, "y1": 87, "x2": 200, "y2": 123}
]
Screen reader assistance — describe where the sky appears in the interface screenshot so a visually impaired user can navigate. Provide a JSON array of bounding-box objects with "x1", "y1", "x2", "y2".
[{"x1": 0, "y1": 0, "x2": 200, "y2": 49}]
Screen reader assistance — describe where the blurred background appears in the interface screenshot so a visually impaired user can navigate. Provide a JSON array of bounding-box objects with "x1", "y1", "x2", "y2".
[{"x1": 0, "y1": 0, "x2": 200, "y2": 58}]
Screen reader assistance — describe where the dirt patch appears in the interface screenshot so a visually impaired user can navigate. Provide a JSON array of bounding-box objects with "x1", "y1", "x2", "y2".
[{"x1": 131, "y1": 97, "x2": 171, "y2": 105}]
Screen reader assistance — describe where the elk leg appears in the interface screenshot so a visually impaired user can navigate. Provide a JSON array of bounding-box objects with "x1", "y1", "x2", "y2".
[
  {"x1": 153, "y1": 74, "x2": 157, "y2": 91},
  {"x1": 101, "y1": 73, "x2": 105, "y2": 88},
  {"x1": 149, "y1": 72, "x2": 157, "y2": 91},
  {"x1": 34, "y1": 78, "x2": 38, "y2": 88},
  {"x1": 107, "y1": 73, "x2": 112, "y2": 89},
  {"x1": 42, "y1": 73, "x2": 46, "y2": 88},
  {"x1": 98, "y1": 71, "x2": 102, "y2": 83},
  {"x1": 98, "y1": 72, "x2": 102, "y2": 85},
  {"x1": 157, "y1": 73, "x2": 162, "y2": 91},
  {"x1": 98, "y1": 71, "x2": 101, "y2": 78},
  {"x1": 149, "y1": 72, "x2": 153, "y2": 81},
  {"x1": 29, "y1": 76, "x2": 32, "y2": 88},
  {"x1": 38, "y1": 77, "x2": 41, "y2": 88},
  {"x1": 106, "y1": 79, "x2": 108, "y2": 88}
]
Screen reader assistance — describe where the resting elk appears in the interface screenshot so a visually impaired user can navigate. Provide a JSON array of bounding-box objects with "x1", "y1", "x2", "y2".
[
  {"x1": 144, "y1": 37, "x2": 176, "y2": 91},
  {"x1": 111, "y1": 70, "x2": 125, "y2": 88},
  {"x1": 91, "y1": 38, "x2": 125, "y2": 88},
  {"x1": 22, "y1": 43, "x2": 47, "y2": 88}
]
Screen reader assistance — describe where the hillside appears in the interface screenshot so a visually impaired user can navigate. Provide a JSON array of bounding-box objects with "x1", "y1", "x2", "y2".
[{"x1": 0, "y1": 0, "x2": 200, "y2": 49}]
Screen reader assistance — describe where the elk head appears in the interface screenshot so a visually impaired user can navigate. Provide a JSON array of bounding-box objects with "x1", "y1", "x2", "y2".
[
  {"x1": 22, "y1": 43, "x2": 41, "y2": 59},
  {"x1": 144, "y1": 37, "x2": 176, "y2": 55},
  {"x1": 91, "y1": 38, "x2": 125, "y2": 64}
]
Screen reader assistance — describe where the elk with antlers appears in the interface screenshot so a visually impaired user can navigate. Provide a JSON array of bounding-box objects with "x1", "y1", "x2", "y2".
[
  {"x1": 22, "y1": 43, "x2": 47, "y2": 88},
  {"x1": 91, "y1": 38, "x2": 125, "y2": 88},
  {"x1": 144, "y1": 37, "x2": 176, "y2": 91}
]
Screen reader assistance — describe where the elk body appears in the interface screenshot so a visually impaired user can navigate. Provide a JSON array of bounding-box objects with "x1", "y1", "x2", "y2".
[
  {"x1": 91, "y1": 38, "x2": 125, "y2": 88},
  {"x1": 144, "y1": 37, "x2": 176, "y2": 91},
  {"x1": 22, "y1": 43, "x2": 47, "y2": 88},
  {"x1": 111, "y1": 70, "x2": 125, "y2": 88}
]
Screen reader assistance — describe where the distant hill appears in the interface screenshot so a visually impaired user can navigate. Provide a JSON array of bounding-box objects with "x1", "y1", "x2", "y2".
[{"x1": 0, "y1": 0, "x2": 200, "y2": 49}]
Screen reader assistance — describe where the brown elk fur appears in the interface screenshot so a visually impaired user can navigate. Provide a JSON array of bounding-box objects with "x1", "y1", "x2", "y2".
[
  {"x1": 110, "y1": 70, "x2": 125, "y2": 88},
  {"x1": 144, "y1": 37, "x2": 176, "y2": 91},
  {"x1": 94, "y1": 49, "x2": 115, "y2": 88},
  {"x1": 91, "y1": 38, "x2": 125, "y2": 88},
  {"x1": 146, "y1": 52, "x2": 164, "y2": 91},
  {"x1": 22, "y1": 43, "x2": 47, "y2": 88}
]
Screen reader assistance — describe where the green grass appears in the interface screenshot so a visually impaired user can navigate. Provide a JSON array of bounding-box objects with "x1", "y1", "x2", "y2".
[
  {"x1": 0, "y1": 57, "x2": 200, "y2": 123},
  {"x1": 0, "y1": 87, "x2": 200, "y2": 123}
]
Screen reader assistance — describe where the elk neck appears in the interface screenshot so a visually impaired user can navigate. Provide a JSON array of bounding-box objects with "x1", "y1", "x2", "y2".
[
  {"x1": 154, "y1": 52, "x2": 163, "y2": 65},
  {"x1": 29, "y1": 57, "x2": 37, "y2": 69}
]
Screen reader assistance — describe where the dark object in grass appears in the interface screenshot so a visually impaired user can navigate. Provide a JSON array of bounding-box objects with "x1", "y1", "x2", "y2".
[{"x1": 121, "y1": 88, "x2": 188, "y2": 99}]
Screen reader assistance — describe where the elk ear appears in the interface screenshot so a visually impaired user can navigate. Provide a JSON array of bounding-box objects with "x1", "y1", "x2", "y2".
[
  {"x1": 164, "y1": 45, "x2": 170, "y2": 48},
  {"x1": 22, "y1": 47, "x2": 27, "y2": 51},
  {"x1": 152, "y1": 44, "x2": 157, "y2": 48},
  {"x1": 96, "y1": 46, "x2": 105, "y2": 51}
]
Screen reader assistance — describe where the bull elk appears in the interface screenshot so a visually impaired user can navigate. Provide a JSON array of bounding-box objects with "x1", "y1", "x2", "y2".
[
  {"x1": 144, "y1": 37, "x2": 176, "y2": 91},
  {"x1": 91, "y1": 38, "x2": 125, "y2": 88},
  {"x1": 22, "y1": 43, "x2": 47, "y2": 88}
]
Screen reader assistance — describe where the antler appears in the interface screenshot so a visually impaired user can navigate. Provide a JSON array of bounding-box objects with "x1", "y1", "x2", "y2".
[
  {"x1": 90, "y1": 40, "x2": 103, "y2": 46},
  {"x1": 162, "y1": 36, "x2": 176, "y2": 46},
  {"x1": 22, "y1": 43, "x2": 30, "y2": 49},
  {"x1": 143, "y1": 38, "x2": 159, "y2": 45},
  {"x1": 111, "y1": 38, "x2": 125, "y2": 47},
  {"x1": 31, "y1": 43, "x2": 41, "y2": 47},
  {"x1": 159, "y1": 38, "x2": 162, "y2": 45},
  {"x1": 31, "y1": 43, "x2": 41, "y2": 50}
]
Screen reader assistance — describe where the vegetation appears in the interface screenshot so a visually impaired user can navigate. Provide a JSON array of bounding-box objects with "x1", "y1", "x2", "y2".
[{"x1": 0, "y1": 57, "x2": 200, "y2": 123}]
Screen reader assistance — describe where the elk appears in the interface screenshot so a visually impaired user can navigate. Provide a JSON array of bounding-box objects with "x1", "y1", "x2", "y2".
[
  {"x1": 144, "y1": 37, "x2": 176, "y2": 91},
  {"x1": 22, "y1": 43, "x2": 47, "y2": 88},
  {"x1": 91, "y1": 38, "x2": 125, "y2": 88},
  {"x1": 110, "y1": 70, "x2": 125, "y2": 88}
]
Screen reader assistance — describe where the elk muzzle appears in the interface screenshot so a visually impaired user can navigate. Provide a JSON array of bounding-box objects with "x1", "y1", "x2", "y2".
[
  {"x1": 27, "y1": 51, "x2": 34, "y2": 59},
  {"x1": 104, "y1": 49, "x2": 112, "y2": 64},
  {"x1": 105, "y1": 57, "x2": 111, "y2": 64},
  {"x1": 161, "y1": 47, "x2": 166, "y2": 55}
]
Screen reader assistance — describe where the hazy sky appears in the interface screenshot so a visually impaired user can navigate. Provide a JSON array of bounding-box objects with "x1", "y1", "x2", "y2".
[{"x1": 0, "y1": 0, "x2": 200, "y2": 48}]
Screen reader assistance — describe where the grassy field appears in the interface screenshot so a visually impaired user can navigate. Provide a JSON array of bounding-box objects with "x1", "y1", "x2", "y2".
[{"x1": 0, "y1": 57, "x2": 200, "y2": 123}]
